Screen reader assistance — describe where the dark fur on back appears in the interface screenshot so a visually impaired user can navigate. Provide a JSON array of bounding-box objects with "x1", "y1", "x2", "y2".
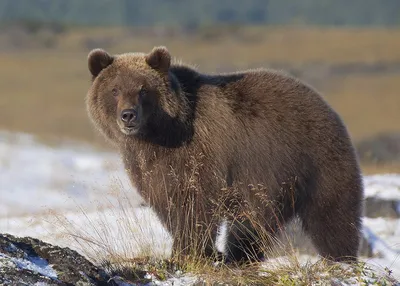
[{"x1": 86, "y1": 47, "x2": 364, "y2": 263}]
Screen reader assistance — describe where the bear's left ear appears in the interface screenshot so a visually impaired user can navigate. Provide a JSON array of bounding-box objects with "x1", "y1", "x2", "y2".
[
  {"x1": 88, "y1": 49, "x2": 114, "y2": 78},
  {"x1": 145, "y1": 46, "x2": 171, "y2": 74}
]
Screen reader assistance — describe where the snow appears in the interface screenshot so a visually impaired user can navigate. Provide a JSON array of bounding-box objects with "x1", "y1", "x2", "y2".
[
  {"x1": 363, "y1": 217, "x2": 400, "y2": 249},
  {"x1": 0, "y1": 252, "x2": 58, "y2": 280},
  {"x1": 364, "y1": 174, "x2": 400, "y2": 200},
  {"x1": 1, "y1": 130, "x2": 400, "y2": 284},
  {"x1": 0, "y1": 130, "x2": 139, "y2": 217}
]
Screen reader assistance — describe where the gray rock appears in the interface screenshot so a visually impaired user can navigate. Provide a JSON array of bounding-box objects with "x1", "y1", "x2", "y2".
[{"x1": 364, "y1": 197, "x2": 400, "y2": 218}]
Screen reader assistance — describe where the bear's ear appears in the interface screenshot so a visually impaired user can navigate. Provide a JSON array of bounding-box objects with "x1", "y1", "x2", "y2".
[
  {"x1": 88, "y1": 49, "x2": 114, "y2": 78},
  {"x1": 145, "y1": 46, "x2": 171, "y2": 74}
]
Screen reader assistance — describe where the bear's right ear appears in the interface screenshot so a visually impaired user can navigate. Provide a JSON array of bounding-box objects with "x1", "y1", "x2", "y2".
[
  {"x1": 145, "y1": 46, "x2": 171, "y2": 74},
  {"x1": 88, "y1": 49, "x2": 114, "y2": 78}
]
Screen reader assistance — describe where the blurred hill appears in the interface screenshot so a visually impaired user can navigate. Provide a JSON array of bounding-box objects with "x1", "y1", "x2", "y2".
[{"x1": 0, "y1": 0, "x2": 400, "y2": 27}]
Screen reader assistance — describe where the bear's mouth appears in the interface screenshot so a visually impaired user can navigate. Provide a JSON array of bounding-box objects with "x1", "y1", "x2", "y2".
[
  {"x1": 121, "y1": 125, "x2": 139, "y2": 136},
  {"x1": 117, "y1": 120, "x2": 140, "y2": 136}
]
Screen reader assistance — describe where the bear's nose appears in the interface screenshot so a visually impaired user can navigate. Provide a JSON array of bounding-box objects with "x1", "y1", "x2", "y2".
[{"x1": 121, "y1": 109, "x2": 137, "y2": 124}]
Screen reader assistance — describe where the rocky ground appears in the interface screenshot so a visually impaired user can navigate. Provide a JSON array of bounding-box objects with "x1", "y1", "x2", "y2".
[{"x1": 1, "y1": 233, "x2": 399, "y2": 285}]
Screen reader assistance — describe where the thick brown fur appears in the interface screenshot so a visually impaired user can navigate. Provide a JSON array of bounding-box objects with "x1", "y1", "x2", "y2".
[{"x1": 86, "y1": 46, "x2": 364, "y2": 264}]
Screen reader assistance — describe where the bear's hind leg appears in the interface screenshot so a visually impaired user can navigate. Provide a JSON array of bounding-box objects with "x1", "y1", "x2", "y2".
[{"x1": 299, "y1": 181, "x2": 362, "y2": 262}]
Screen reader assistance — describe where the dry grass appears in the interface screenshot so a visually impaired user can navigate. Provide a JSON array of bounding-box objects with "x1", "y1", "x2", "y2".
[
  {"x1": 359, "y1": 164, "x2": 400, "y2": 176},
  {"x1": 56, "y1": 26, "x2": 400, "y2": 66},
  {"x1": 184, "y1": 257, "x2": 396, "y2": 286},
  {"x1": 323, "y1": 74, "x2": 400, "y2": 141},
  {"x1": 0, "y1": 51, "x2": 103, "y2": 145}
]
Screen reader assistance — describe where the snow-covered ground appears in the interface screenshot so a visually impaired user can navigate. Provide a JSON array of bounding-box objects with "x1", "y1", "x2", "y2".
[
  {"x1": 1, "y1": 130, "x2": 400, "y2": 283},
  {"x1": 0, "y1": 130, "x2": 172, "y2": 260}
]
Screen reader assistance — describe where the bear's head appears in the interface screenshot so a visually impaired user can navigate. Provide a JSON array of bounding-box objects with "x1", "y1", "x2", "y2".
[{"x1": 86, "y1": 46, "x2": 184, "y2": 145}]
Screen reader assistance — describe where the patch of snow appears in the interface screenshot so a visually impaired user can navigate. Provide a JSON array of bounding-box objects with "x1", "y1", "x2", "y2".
[
  {"x1": 109, "y1": 273, "x2": 200, "y2": 286},
  {"x1": 0, "y1": 252, "x2": 58, "y2": 280},
  {"x1": 0, "y1": 130, "x2": 137, "y2": 219},
  {"x1": 362, "y1": 225, "x2": 400, "y2": 261},
  {"x1": 363, "y1": 217, "x2": 400, "y2": 248},
  {"x1": 152, "y1": 275, "x2": 199, "y2": 286},
  {"x1": 0, "y1": 253, "x2": 15, "y2": 268},
  {"x1": 5, "y1": 242, "x2": 18, "y2": 253},
  {"x1": 364, "y1": 174, "x2": 400, "y2": 200}
]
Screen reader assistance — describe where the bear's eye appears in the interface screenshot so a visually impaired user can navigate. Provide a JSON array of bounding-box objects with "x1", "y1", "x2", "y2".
[
  {"x1": 138, "y1": 86, "x2": 146, "y2": 100},
  {"x1": 112, "y1": 88, "x2": 118, "y2": 97}
]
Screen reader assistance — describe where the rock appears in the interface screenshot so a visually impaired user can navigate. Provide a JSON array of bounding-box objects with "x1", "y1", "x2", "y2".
[
  {"x1": 365, "y1": 197, "x2": 400, "y2": 218},
  {"x1": 0, "y1": 233, "x2": 112, "y2": 285}
]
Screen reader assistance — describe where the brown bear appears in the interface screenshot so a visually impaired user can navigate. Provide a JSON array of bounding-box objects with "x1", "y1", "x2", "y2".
[{"x1": 85, "y1": 46, "x2": 364, "y2": 264}]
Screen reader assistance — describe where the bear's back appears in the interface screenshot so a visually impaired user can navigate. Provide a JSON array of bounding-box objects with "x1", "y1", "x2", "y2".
[
  {"x1": 168, "y1": 65, "x2": 358, "y2": 193},
  {"x1": 170, "y1": 64, "x2": 346, "y2": 148}
]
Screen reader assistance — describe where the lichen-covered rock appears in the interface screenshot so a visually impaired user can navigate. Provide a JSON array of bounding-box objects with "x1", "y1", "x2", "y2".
[{"x1": 0, "y1": 233, "x2": 112, "y2": 285}]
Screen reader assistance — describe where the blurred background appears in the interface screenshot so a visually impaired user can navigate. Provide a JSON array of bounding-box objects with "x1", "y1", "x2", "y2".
[
  {"x1": 0, "y1": 0, "x2": 400, "y2": 172},
  {"x1": 0, "y1": 0, "x2": 400, "y2": 173},
  {"x1": 0, "y1": 0, "x2": 400, "y2": 279}
]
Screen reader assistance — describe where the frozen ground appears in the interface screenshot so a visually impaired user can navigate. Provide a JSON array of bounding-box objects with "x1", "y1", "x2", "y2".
[{"x1": 1, "y1": 130, "x2": 400, "y2": 283}]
